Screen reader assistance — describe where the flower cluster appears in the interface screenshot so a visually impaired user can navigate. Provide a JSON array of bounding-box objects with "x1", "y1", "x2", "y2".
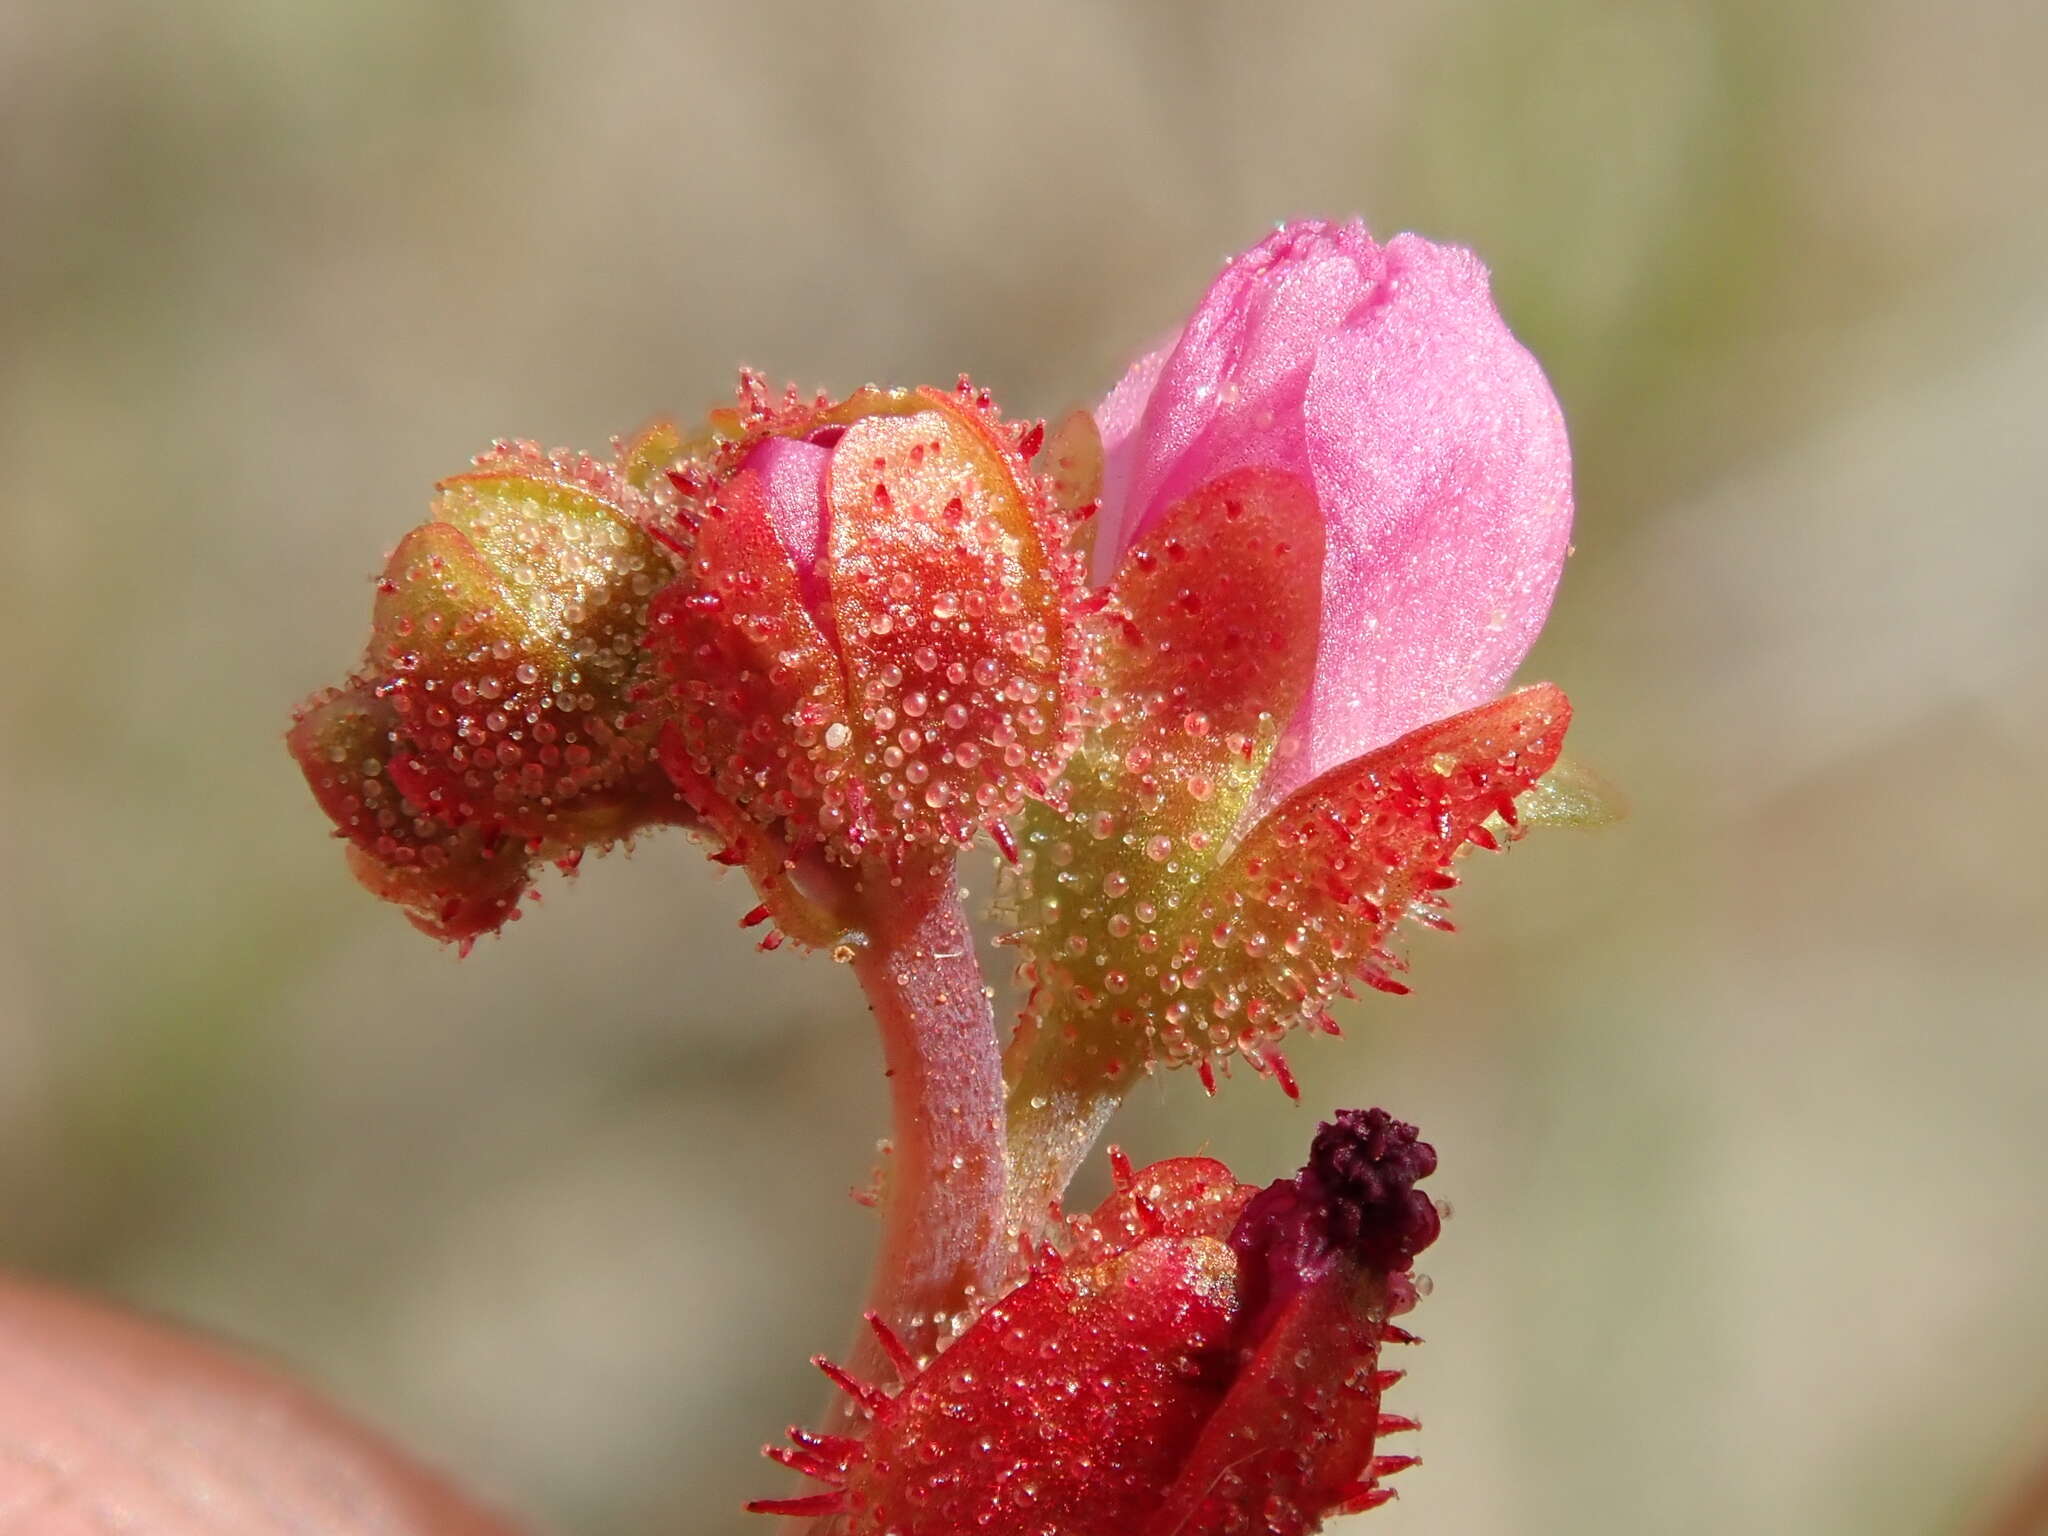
[{"x1": 287, "y1": 218, "x2": 1597, "y2": 1533}]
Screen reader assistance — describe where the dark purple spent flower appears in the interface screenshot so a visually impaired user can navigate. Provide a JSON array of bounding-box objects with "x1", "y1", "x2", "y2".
[
  {"x1": 1304, "y1": 1108, "x2": 1441, "y2": 1272},
  {"x1": 1226, "y1": 1106, "x2": 1441, "y2": 1346}
]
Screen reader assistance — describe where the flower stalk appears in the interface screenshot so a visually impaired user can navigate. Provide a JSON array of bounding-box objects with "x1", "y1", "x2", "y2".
[
  {"x1": 843, "y1": 868, "x2": 1007, "y2": 1375},
  {"x1": 999, "y1": 1011, "x2": 1129, "y2": 1246}
]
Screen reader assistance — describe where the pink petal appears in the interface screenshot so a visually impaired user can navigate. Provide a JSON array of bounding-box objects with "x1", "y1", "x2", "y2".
[
  {"x1": 1093, "y1": 221, "x2": 1383, "y2": 581},
  {"x1": 1094, "y1": 338, "x2": 1171, "y2": 567},
  {"x1": 1281, "y1": 234, "x2": 1572, "y2": 799},
  {"x1": 739, "y1": 434, "x2": 833, "y2": 605}
]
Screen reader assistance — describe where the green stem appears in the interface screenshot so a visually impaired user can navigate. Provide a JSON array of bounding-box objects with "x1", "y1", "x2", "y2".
[{"x1": 998, "y1": 1006, "x2": 1132, "y2": 1247}]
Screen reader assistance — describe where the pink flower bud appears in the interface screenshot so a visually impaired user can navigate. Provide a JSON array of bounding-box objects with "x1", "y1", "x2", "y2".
[
  {"x1": 1003, "y1": 221, "x2": 1578, "y2": 1094},
  {"x1": 1096, "y1": 218, "x2": 1573, "y2": 799},
  {"x1": 645, "y1": 377, "x2": 1086, "y2": 942}
]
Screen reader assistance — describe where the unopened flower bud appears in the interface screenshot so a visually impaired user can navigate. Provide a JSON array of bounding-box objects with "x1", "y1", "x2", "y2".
[
  {"x1": 646, "y1": 376, "x2": 1085, "y2": 939},
  {"x1": 287, "y1": 443, "x2": 685, "y2": 945},
  {"x1": 1005, "y1": 218, "x2": 1580, "y2": 1097}
]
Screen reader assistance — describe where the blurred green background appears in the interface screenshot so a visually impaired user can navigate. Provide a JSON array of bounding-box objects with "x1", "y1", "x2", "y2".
[{"x1": 4, "y1": 2, "x2": 2045, "y2": 1532}]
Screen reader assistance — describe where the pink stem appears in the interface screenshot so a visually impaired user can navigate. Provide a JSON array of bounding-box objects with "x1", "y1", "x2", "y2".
[
  {"x1": 843, "y1": 867, "x2": 1008, "y2": 1372},
  {"x1": 786, "y1": 869, "x2": 1007, "y2": 1534},
  {"x1": 777, "y1": 868, "x2": 1011, "y2": 1536}
]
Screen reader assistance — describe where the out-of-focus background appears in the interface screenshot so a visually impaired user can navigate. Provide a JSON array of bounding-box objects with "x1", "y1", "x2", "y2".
[{"x1": 4, "y1": 2, "x2": 2045, "y2": 1532}]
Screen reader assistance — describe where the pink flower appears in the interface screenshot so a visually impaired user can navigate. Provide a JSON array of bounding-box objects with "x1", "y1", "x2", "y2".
[
  {"x1": 1000, "y1": 221, "x2": 1576, "y2": 1108},
  {"x1": 1094, "y1": 218, "x2": 1573, "y2": 802}
]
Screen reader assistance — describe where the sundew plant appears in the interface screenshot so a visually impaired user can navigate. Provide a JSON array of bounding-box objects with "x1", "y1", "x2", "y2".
[{"x1": 289, "y1": 218, "x2": 1611, "y2": 1535}]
